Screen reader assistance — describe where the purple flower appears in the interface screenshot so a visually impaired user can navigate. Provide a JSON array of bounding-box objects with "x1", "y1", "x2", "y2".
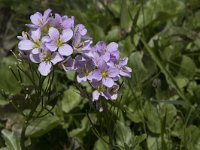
[
  {"x1": 75, "y1": 56, "x2": 95, "y2": 83},
  {"x1": 26, "y1": 9, "x2": 52, "y2": 29},
  {"x1": 30, "y1": 50, "x2": 63, "y2": 76},
  {"x1": 18, "y1": 29, "x2": 42, "y2": 54},
  {"x1": 72, "y1": 24, "x2": 92, "y2": 54},
  {"x1": 52, "y1": 13, "x2": 74, "y2": 29},
  {"x1": 91, "y1": 81, "x2": 108, "y2": 101},
  {"x1": 88, "y1": 61, "x2": 119, "y2": 88},
  {"x1": 105, "y1": 83, "x2": 119, "y2": 100},
  {"x1": 62, "y1": 56, "x2": 75, "y2": 72},
  {"x1": 108, "y1": 57, "x2": 132, "y2": 77},
  {"x1": 90, "y1": 42, "x2": 119, "y2": 65},
  {"x1": 45, "y1": 27, "x2": 73, "y2": 56},
  {"x1": 17, "y1": 31, "x2": 28, "y2": 40}
]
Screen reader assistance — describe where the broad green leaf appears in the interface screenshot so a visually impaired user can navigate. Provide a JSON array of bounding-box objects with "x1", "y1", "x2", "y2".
[
  {"x1": 106, "y1": 26, "x2": 120, "y2": 42},
  {"x1": 69, "y1": 115, "x2": 95, "y2": 137},
  {"x1": 178, "y1": 55, "x2": 196, "y2": 78},
  {"x1": 0, "y1": 57, "x2": 21, "y2": 94},
  {"x1": 129, "y1": 51, "x2": 147, "y2": 83},
  {"x1": 137, "y1": 0, "x2": 185, "y2": 28},
  {"x1": 120, "y1": 0, "x2": 132, "y2": 32},
  {"x1": 119, "y1": 36, "x2": 134, "y2": 56},
  {"x1": 144, "y1": 102, "x2": 161, "y2": 134},
  {"x1": 131, "y1": 134, "x2": 147, "y2": 149},
  {"x1": 93, "y1": 136, "x2": 109, "y2": 150},
  {"x1": 1, "y1": 129, "x2": 21, "y2": 150},
  {"x1": 90, "y1": 23, "x2": 105, "y2": 43},
  {"x1": 61, "y1": 86, "x2": 81, "y2": 113},
  {"x1": 26, "y1": 114, "x2": 60, "y2": 138},
  {"x1": 115, "y1": 121, "x2": 132, "y2": 147},
  {"x1": 126, "y1": 100, "x2": 144, "y2": 123},
  {"x1": 66, "y1": 70, "x2": 76, "y2": 81},
  {"x1": 160, "y1": 104, "x2": 177, "y2": 128},
  {"x1": 183, "y1": 125, "x2": 200, "y2": 150},
  {"x1": 147, "y1": 136, "x2": 161, "y2": 150}
]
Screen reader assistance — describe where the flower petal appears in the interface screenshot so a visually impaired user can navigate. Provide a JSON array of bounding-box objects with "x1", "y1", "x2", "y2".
[
  {"x1": 102, "y1": 78, "x2": 114, "y2": 88},
  {"x1": 61, "y1": 28, "x2": 73, "y2": 42},
  {"x1": 31, "y1": 29, "x2": 41, "y2": 42},
  {"x1": 38, "y1": 61, "x2": 52, "y2": 76},
  {"x1": 77, "y1": 75, "x2": 87, "y2": 83},
  {"x1": 62, "y1": 56, "x2": 74, "y2": 71},
  {"x1": 51, "y1": 52, "x2": 63, "y2": 64},
  {"x1": 18, "y1": 40, "x2": 34, "y2": 50},
  {"x1": 102, "y1": 52, "x2": 110, "y2": 62},
  {"x1": 29, "y1": 53, "x2": 41, "y2": 63},
  {"x1": 92, "y1": 90, "x2": 100, "y2": 101},
  {"x1": 107, "y1": 42, "x2": 118, "y2": 52},
  {"x1": 43, "y1": 8, "x2": 52, "y2": 21},
  {"x1": 108, "y1": 68, "x2": 119, "y2": 78},
  {"x1": 58, "y1": 44, "x2": 73, "y2": 56},
  {"x1": 45, "y1": 42, "x2": 57, "y2": 51},
  {"x1": 120, "y1": 66, "x2": 132, "y2": 77},
  {"x1": 62, "y1": 17, "x2": 74, "y2": 28},
  {"x1": 32, "y1": 48, "x2": 40, "y2": 54},
  {"x1": 75, "y1": 24, "x2": 87, "y2": 36},
  {"x1": 48, "y1": 27, "x2": 59, "y2": 40},
  {"x1": 30, "y1": 12, "x2": 43, "y2": 25},
  {"x1": 88, "y1": 70, "x2": 101, "y2": 81}
]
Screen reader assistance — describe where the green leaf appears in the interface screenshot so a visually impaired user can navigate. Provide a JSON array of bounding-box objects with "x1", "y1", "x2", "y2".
[
  {"x1": 129, "y1": 51, "x2": 147, "y2": 83},
  {"x1": 93, "y1": 136, "x2": 109, "y2": 150},
  {"x1": 178, "y1": 55, "x2": 196, "y2": 78},
  {"x1": 1, "y1": 129, "x2": 21, "y2": 150},
  {"x1": 137, "y1": 0, "x2": 185, "y2": 28},
  {"x1": 126, "y1": 100, "x2": 144, "y2": 123},
  {"x1": 147, "y1": 136, "x2": 162, "y2": 150},
  {"x1": 106, "y1": 26, "x2": 120, "y2": 42},
  {"x1": 61, "y1": 86, "x2": 81, "y2": 113},
  {"x1": 0, "y1": 57, "x2": 21, "y2": 94},
  {"x1": 66, "y1": 70, "x2": 76, "y2": 81},
  {"x1": 119, "y1": 36, "x2": 134, "y2": 56},
  {"x1": 160, "y1": 104, "x2": 177, "y2": 128},
  {"x1": 144, "y1": 102, "x2": 161, "y2": 134},
  {"x1": 132, "y1": 134, "x2": 147, "y2": 148},
  {"x1": 115, "y1": 120, "x2": 132, "y2": 147},
  {"x1": 26, "y1": 114, "x2": 60, "y2": 138},
  {"x1": 69, "y1": 115, "x2": 95, "y2": 137},
  {"x1": 120, "y1": 0, "x2": 132, "y2": 32},
  {"x1": 183, "y1": 125, "x2": 200, "y2": 150}
]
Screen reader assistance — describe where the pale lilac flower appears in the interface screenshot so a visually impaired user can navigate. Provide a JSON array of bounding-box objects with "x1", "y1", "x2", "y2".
[
  {"x1": 91, "y1": 81, "x2": 109, "y2": 101},
  {"x1": 18, "y1": 29, "x2": 42, "y2": 54},
  {"x1": 45, "y1": 27, "x2": 73, "y2": 56},
  {"x1": 51, "y1": 14, "x2": 74, "y2": 29},
  {"x1": 75, "y1": 57, "x2": 95, "y2": 83},
  {"x1": 88, "y1": 61, "x2": 119, "y2": 88},
  {"x1": 108, "y1": 57, "x2": 132, "y2": 77},
  {"x1": 30, "y1": 50, "x2": 63, "y2": 76},
  {"x1": 105, "y1": 83, "x2": 119, "y2": 100},
  {"x1": 17, "y1": 31, "x2": 28, "y2": 40},
  {"x1": 26, "y1": 9, "x2": 52, "y2": 29},
  {"x1": 62, "y1": 56, "x2": 75, "y2": 72},
  {"x1": 72, "y1": 24, "x2": 92, "y2": 54}
]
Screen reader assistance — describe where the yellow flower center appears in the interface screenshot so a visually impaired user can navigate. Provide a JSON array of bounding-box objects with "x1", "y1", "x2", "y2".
[
  {"x1": 101, "y1": 70, "x2": 108, "y2": 78},
  {"x1": 56, "y1": 39, "x2": 63, "y2": 47},
  {"x1": 83, "y1": 68, "x2": 89, "y2": 76},
  {"x1": 43, "y1": 52, "x2": 52, "y2": 62},
  {"x1": 97, "y1": 85, "x2": 104, "y2": 92},
  {"x1": 34, "y1": 40, "x2": 40, "y2": 48}
]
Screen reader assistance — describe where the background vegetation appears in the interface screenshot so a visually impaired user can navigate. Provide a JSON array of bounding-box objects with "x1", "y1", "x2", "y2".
[{"x1": 0, "y1": 0, "x2": 200, "y2": 149}]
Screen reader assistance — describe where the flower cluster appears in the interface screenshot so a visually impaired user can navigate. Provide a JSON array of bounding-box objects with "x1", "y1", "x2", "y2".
[{"x1": 17, "y1": 9, "x2": 132, "y2": 101}]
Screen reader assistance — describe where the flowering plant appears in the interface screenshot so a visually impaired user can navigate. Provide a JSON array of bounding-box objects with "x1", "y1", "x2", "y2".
[{"x1": 18, "y1": 9, "x2": 132, "y2": 102}]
